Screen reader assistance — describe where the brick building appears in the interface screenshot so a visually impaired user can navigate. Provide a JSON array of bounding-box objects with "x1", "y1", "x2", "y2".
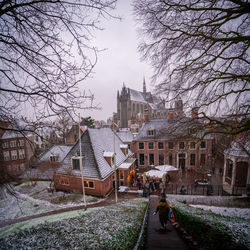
[
  {"x1": 0, "y1": 126, "x2": 34, "y2": 176},
  {"x1": 132, "y1": 118, "x2": 214, "y2": 172},
  {"x1": 54, "y1": 127, "x2": 136, "y2": 196}
]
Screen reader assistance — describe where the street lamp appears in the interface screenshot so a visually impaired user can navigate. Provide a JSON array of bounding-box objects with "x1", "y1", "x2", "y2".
[
  {"x1": 113, "y1": 122, "x2": 118, "y2": 203},
  {"x1": 79, "y1": 113, "x2": 87, "y2": 209}
]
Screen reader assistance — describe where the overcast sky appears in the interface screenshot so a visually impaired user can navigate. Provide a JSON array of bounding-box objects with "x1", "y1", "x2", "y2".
[{"x1": 82, "y1": 0, "x2": 154, "y2": 122}]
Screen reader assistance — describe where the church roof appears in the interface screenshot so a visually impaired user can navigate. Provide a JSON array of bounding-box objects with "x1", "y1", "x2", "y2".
[{"x1": 129, "y1": 88, "x2": 147, "y2": 103}]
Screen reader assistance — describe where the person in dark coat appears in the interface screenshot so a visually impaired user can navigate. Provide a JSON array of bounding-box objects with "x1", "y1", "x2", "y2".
[{"x1": 153, "y1": 196, "x2": 170, "y2": 230}]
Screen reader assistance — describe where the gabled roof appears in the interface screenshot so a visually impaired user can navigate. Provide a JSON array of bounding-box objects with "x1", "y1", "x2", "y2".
[
  {"x1": 134, "y1": 118, "x2": 212, "y2": 141},
  {"x1": 224, "y1": 141, "x2": 250, "y2": 158},
  {"x1": 116, "y1": 129, "x2": 134, "y2": 143},
  {"x1": 60, "y1": 128, "x2": 134, "y2": 180},
  {"x1": 39, "y1": 145, "x2": 73, "y2": 162}
]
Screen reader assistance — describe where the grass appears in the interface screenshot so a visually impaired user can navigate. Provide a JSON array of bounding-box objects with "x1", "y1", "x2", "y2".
[
  {"x1": 171, "y1": 200, "x2": 249, "y2": 250},
  {"x1": 0, "y1": 198, "x2": 148, "y2": 249}
]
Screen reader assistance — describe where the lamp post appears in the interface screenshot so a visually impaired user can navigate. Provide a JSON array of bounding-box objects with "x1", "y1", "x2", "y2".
[
  {"x1": 113, "y1": 122, "x2": 118, "y2": 203},
  {"x1": 79, "y1": 113, "x2": 87, "y2": 209}
]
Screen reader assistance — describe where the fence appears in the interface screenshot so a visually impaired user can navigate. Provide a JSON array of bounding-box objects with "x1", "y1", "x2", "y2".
[{"x1": 164, "y1": 184, "x2": 249, "y2": 196}]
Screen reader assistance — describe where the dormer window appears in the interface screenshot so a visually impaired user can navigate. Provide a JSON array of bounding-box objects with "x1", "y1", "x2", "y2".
[
  {"x1": 147, "y1": 128, "x2": 155, "y2": 136},
  {"x1": 120, "y1": 144, "x2": 128, "y2": 157},
  {"x1": 50, "y1": 155, "x2": 59, "y2": 162},
  {"x1": 71, "y1": 157, "x2": 81, "y2": 170},
  {"x1": 103, "y1": 152, "x2": 115, "y2": 167}
]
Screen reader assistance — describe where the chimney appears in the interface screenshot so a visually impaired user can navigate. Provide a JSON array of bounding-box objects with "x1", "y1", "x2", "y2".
[
  {"x1": 192, "y1": 107, "x2": 199, "y2": 119},
  {"x1": 169, "y1": 111, "x2": 173, "y2": 120},
  {"x1": 144, "y1": 106, "x2": 149, "y2": 122}
]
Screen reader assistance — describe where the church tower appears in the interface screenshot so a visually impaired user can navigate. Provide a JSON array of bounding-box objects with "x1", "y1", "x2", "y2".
[{"x1": 143, "y1": 76, "x2": 147, "y2": 98}]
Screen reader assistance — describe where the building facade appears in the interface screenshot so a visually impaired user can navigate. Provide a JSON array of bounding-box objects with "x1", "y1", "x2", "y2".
[{"x1": 132, "y1": 119, "x2": 214, "y2": 172}]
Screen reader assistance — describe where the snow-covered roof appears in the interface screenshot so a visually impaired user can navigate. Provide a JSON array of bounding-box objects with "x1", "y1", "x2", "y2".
[
  {"x1": 103, "y1": 151, "x2": 114, "y2": 157},
  {"x1": 118, "y1": 158, "x2": 136, "y2": 169},
  {"x1": 116, "y1": 130, "x2": 134, "y2": 143},
  {"x1": 145, "y1": 170, "x2": 166, "y2": 178},
  {"x1": 129, "y1": 88, "x2": 147, "y2": 103},
  {"x1": 224, "y1": 141, "x2": 250, "y2": 158},
  {"x1": 39, "y1": 145, "x2": 73, "y2": 162},
  {"x1": 120, "y1": 144, "x2": 128, "y2": 149},
  {"x1": 134, "y1": 118, "x2": 212, "y2": 141},
  {"x1": 155, "y1": 165, "x2": 178, "y2": 172},
  {"x1": 61, "y1": 128, "x2": 134, "y2": 180}
]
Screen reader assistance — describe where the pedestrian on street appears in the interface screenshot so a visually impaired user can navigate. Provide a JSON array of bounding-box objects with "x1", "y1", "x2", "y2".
[{"x1": 153, "y1": 196, "x2": 170, "y2": 230}]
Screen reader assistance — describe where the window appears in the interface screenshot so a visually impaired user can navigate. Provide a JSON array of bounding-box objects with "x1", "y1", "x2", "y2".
[
  {"x1": 158, "y1": 142, "x2": 164, "y2": 149},
  {"x1": 11, "y1": 150, "x2": 18, "y2": 160},
  {"x1": 190, "y1": 141, "x2": 195, "y2": 149},
  {"x1": 139, "y1": 154, "x2": 144, "y2": 165},
  {"x1": 159, "y1": 154, "x2": 164, "y2": 165},
  {"x1": 59, "y1": 177, "x2": 69, "y2": 185},
  {"x1": 148, "y1": 142, "x2": 154, "y2": 149},
  {"x1": 169, "y1": 153, "x2": 173, "y2": 165},
  {"x1": 3, "y1": 151, "x2": 10, "y2": 161},
  {"x1": 179, "y1": 142, "x2": 185, "y2": 150},
  {"x1": 19, "y1": 149, "x2": 25, "y2": 159},
  {"x1": 190, "y1": 154, "x2": 196, "y2": 166},
  {"x1": 147, "y1": 129, "x2": 155, "y2": 136},
  {"x1": 200, "y1": 154, "x2": 206, "y2": 165},
  {"x1": 168, "y1": 142, "x2": 174, "y2": 149},
  {"x1": 18, "y1": 140, "x2": 24, "y2": 147},
  {"x1": 133, "y1": 103, "x2": 135, "y2": 112},
  {"x1": 10, "y1": 140, "x2": 16, "y2": 148},
  {"x1": 139, "y1": 142, "x2": 144, "y2": 150},
  {"x1": 36, "y1": 136, "x2": 39, "y2": 142},
  {"x1": 2, "y1": 142, "x2": 8, "y2": 149},
  {"x1": 200, "y1": 141, "x2": 206, "y2": 149},
  {"x1": 84, "y1": 180, "x2": 94, "y2": 189},
  {"x1": 72, "y1": 157, "x2": 81, "y2": 170},
  {"x1": 120, "y1": 170, "x2": 124, "y2": 179},
  {"x1": 50, "y1": 155, "x2": 59, "y2": 162},
  {"x1": 149, "y1": 154, "x2": 154, "y2": 165},
  {"x1": 226, "y1": 159, "x2": 233, "y2": 179}
]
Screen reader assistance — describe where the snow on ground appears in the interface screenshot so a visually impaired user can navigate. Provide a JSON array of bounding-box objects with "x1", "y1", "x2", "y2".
[
  {"x1": 190, "y1": 204, "x2": 250, "y2": 220},
  {"x1": 0, "y1": 198, "x2": 148, "y2": 249},
  {"x1": 0, "y1": 181, "x2": 103, "y2": 221}
]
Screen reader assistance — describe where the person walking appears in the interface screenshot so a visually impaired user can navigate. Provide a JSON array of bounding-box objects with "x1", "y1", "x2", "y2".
[{"x1": 153, "y1": 196, "x2": 170, "y2": 230}]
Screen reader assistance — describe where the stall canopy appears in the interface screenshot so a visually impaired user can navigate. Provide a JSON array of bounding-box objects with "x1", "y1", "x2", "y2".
[
  {"x1": 155, "y1": 165, "x2": 178, "y2": 172},
  {"x1": 145, "y1": 165, "x2": 178, "y2": 178}
]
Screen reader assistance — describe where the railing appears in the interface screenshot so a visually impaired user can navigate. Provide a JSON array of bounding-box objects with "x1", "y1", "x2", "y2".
[{"x1": 163, "y1": 184, "x2": 249, "y2": 196}]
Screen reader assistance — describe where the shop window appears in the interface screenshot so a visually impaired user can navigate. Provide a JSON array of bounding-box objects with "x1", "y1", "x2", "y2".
[
  {"x1": 179, "y1": 142, "x2": 185, "y2": 150},
  {"x1": 148, "y1": 142, "x2": 154, "y2": 149},
  {"x1": 190, "y1": 141, "x2": 195, "y2": 149},
  {"x1": 138, "y1": 142, "x2": 144, "y2": 149},
  {"x1": 149, "y1": 154, "x2": 154, "y2": 165},
  {"x1": 159, "y1": 154, "x2": 164, "y2": 165},
  {"x1": 59, "y1": 177, "x2": 69, "y2": 185},
  {"x1": 168, "y1": 142, "x2": 174, "y2": 149},
  {"x1": 139, "y1": 154, "x2": 144, "y2": 165},
  {"x1": 190, "y1": 154, "x2": 196, "y2": 166},
  {"x1": 158, "y1": 142, "x2": 164, "y2": 149},
  {"x1": 200, "y1": 141, "x2": 206, "y2": 149}
]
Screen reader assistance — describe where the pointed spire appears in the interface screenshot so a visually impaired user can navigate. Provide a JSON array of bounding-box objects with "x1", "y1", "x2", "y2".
[{"x1": 143, "y1": 76, "x2": 146, "y2": 94}]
